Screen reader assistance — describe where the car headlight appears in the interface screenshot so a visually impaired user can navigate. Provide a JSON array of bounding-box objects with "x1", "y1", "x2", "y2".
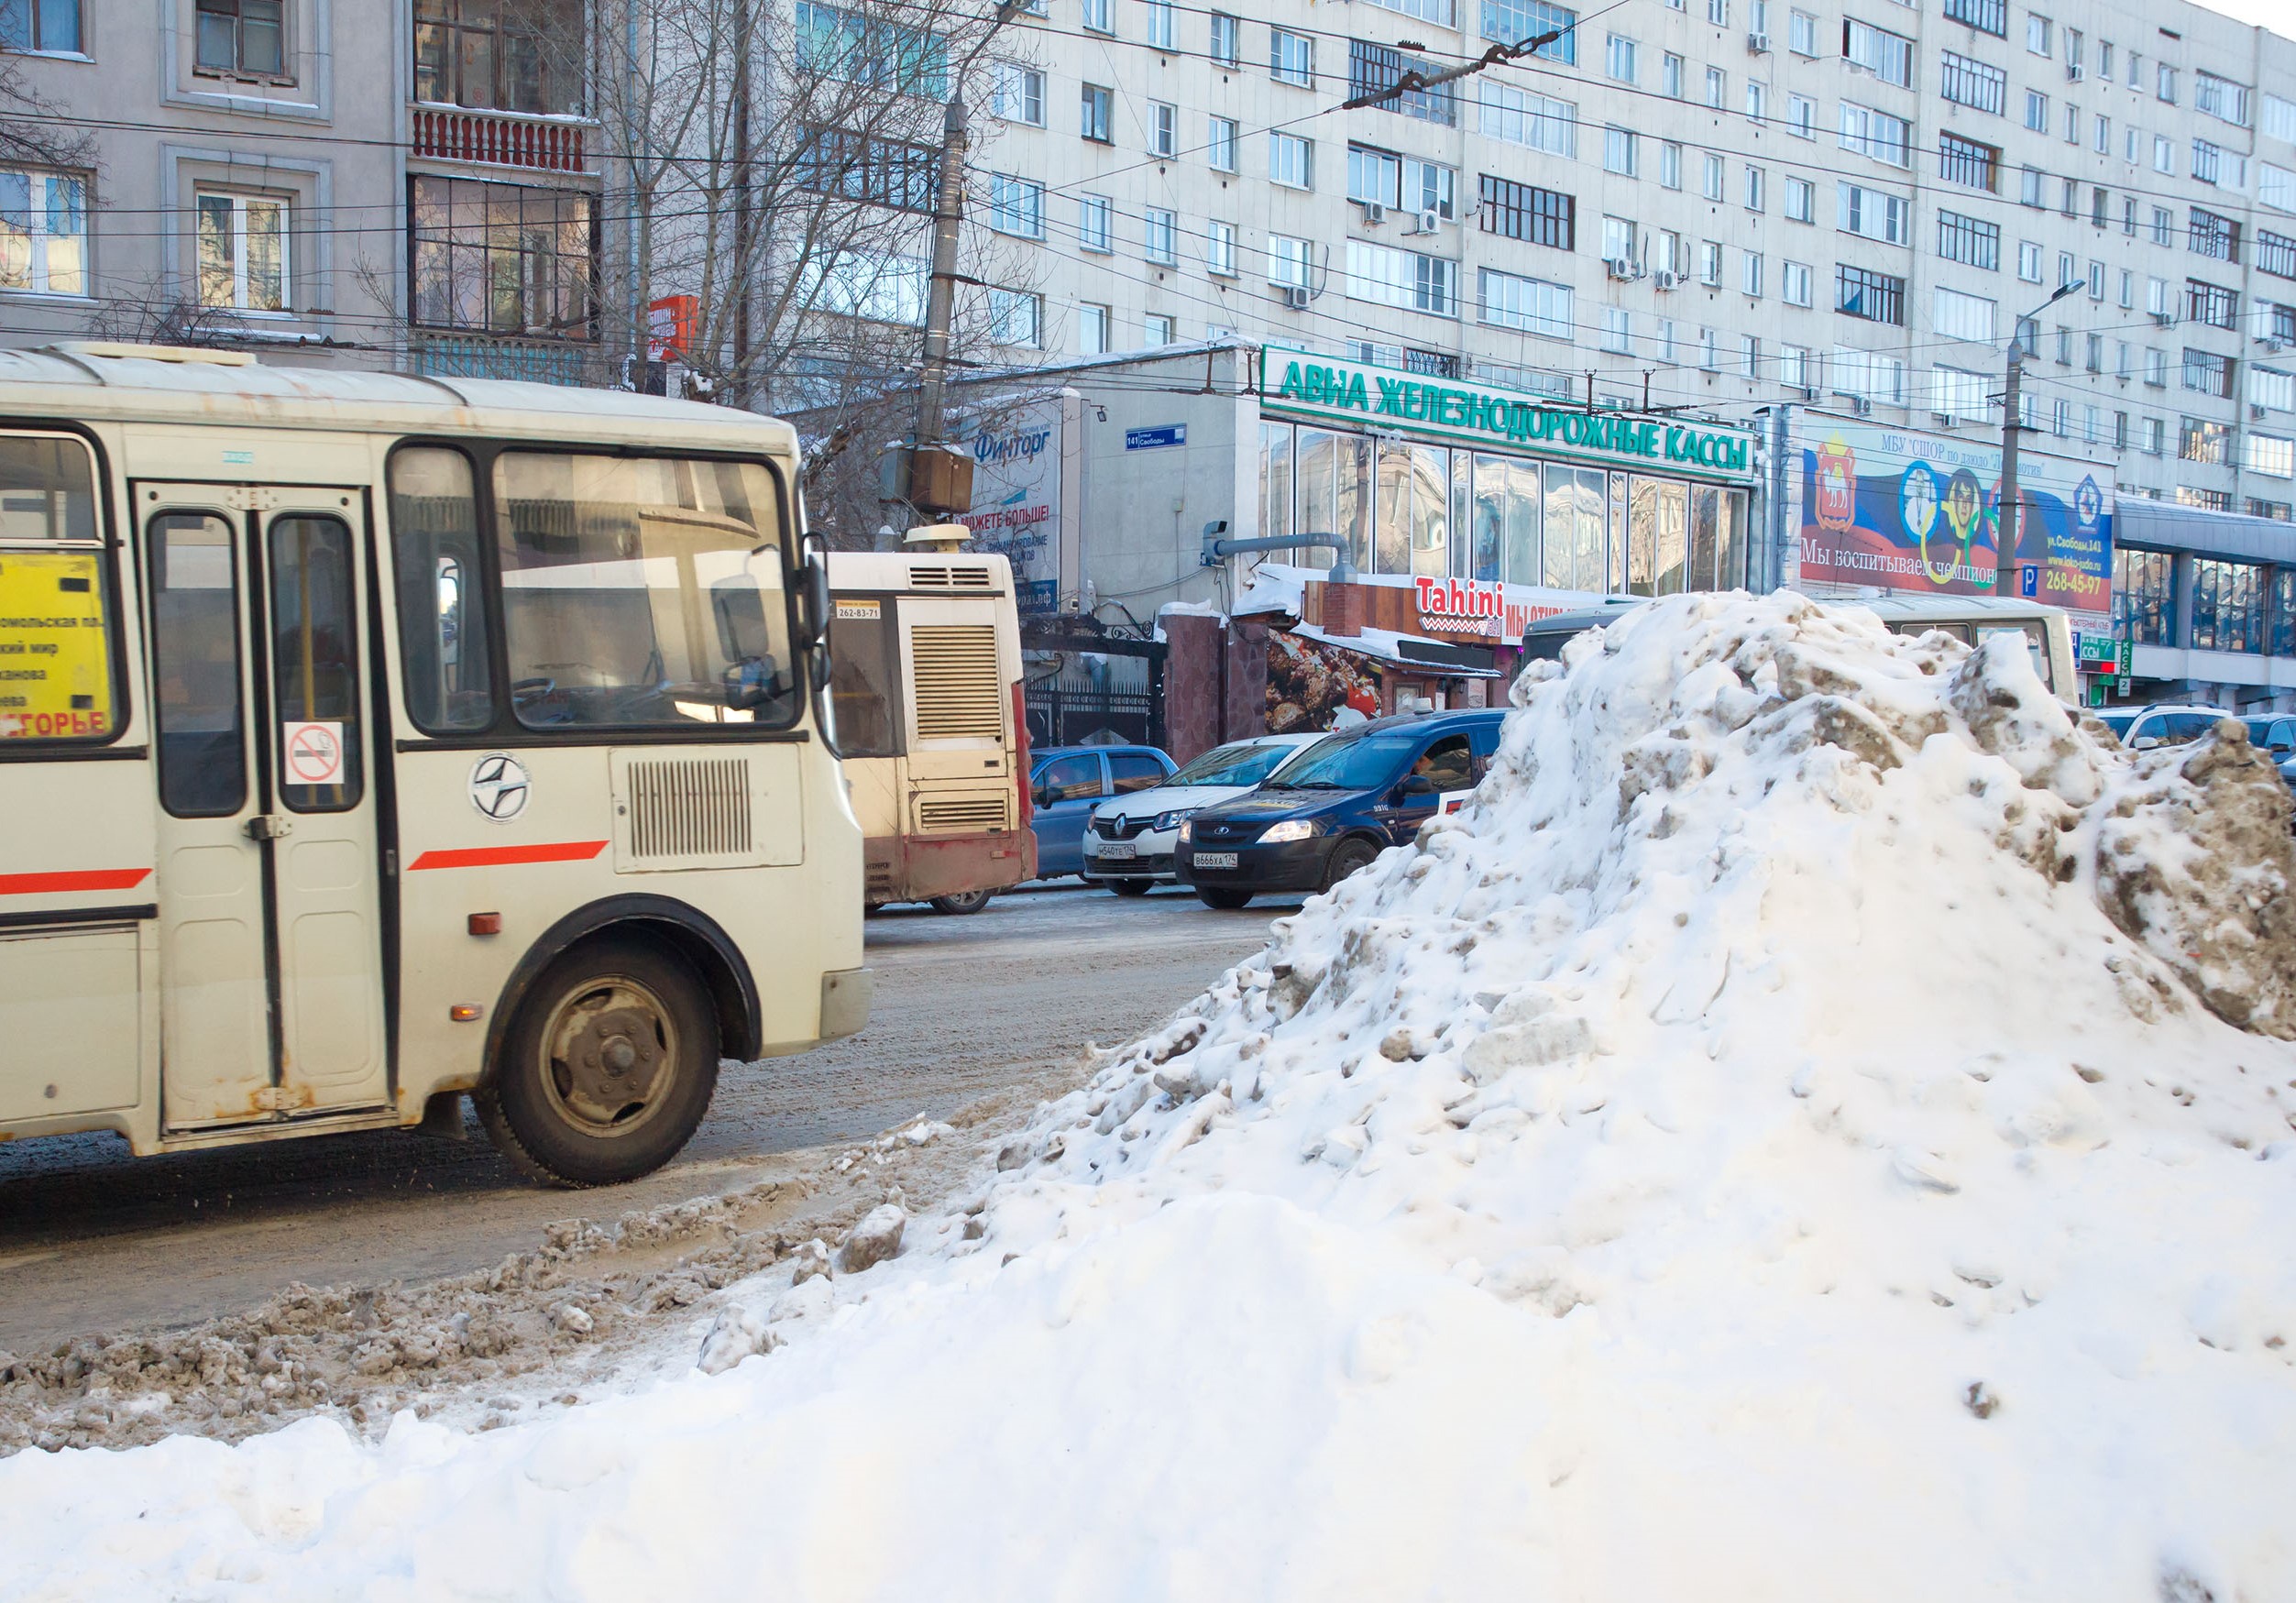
[
  {"x1": 1154, "y1": 808, "x2": 1195, "y2": 831},
  {"x1": 1176, "y1": 818, "x2": 1193, "y2": 844},
  {"x1": 1259, "y1": 818, "x2": 1317, "y2": 845}
]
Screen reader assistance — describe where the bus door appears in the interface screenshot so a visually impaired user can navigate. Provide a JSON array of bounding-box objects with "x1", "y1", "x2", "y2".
[{"x1": 139, "y1": 483, "x2": 388, "y2": 1128}]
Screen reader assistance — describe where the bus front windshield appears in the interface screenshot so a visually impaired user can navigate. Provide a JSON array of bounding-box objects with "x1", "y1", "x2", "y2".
[
  {"x1": 494, "y1": 453, "x2": 798, "y2": 730},
  {"x1": 1168, "y1": 741, "x2": 1302, "y2": 788}
]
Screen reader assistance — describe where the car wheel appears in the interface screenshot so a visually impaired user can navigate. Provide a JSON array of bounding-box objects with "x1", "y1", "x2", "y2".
[
  {"x1": 477, "y1": 939, "x2": 720, "y2": 1189},
  {"x1": 928, "y1": 888, "x2": 995, "y2": 915},
  {"x1": 1322, "y1": 837, "x2": 1380, "y2": 892},
  {"x1": 1109, "y1": 878, "x2": 1153, "y2": 897},
  {"x1": 1195, "y1": 886, "x2": 1253, "y2": 910}
]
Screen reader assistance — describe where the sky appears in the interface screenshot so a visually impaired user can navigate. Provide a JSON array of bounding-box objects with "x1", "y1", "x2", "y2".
[{"x1": 2196, "y1": 0, "x2": 2293, "y2": 34}]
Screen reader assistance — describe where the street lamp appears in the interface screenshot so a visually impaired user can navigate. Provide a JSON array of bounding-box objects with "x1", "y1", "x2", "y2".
[{"x1": 1994, "y1": 279, "x2": 2084, "y2": 596}]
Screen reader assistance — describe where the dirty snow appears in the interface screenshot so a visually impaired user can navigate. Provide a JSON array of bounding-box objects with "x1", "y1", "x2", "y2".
[{"x1": 6, "y1": 593, "x2": 2296, "y2": 1602}]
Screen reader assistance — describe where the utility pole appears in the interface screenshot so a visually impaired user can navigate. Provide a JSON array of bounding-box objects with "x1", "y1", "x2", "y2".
[
  {"x1": 912, "y1": 94, "x2": 969, "y2": 467},
  {"x1": 1995, "y1": 280, "x2": 2082, "y2": 594}
]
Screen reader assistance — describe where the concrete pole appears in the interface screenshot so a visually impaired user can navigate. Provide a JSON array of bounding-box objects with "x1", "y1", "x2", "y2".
[
  {"x1": 1996, "y1": 347, "x2": 2024, "y2": 594},
  {"x1": 914, "y1": 96, "x2": 970, "y2": 456}
]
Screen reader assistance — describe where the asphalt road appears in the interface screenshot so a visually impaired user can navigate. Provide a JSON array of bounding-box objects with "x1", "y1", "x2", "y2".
[{"x1": 0, "y1": 884, "x2": 1294, "y2": 1353}]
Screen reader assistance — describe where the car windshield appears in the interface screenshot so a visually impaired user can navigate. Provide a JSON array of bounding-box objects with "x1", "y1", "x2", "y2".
[
  {"x1": 1269, "y1": 732, "x2": 1418, "y2": 790},
  {"x1": 1168, "y1": 741, "x2": 1303, "y2": 788}
]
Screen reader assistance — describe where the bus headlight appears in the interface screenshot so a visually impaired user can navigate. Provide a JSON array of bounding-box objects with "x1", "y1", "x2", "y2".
[{"x1": 1258, "y1": 818, "x2": 1317, "y2": 845}]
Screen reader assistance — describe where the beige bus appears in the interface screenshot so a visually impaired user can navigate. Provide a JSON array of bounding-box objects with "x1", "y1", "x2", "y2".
[
  {"x1": 0, "y1": 344, "x2": 868, "y2": 1187},
  {"x1": 827, "y1": 528, "x2": 1035, "y2": 914}
]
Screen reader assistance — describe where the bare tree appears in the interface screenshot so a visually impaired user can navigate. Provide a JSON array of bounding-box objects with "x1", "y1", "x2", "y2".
[{"x1": 584, "y1": 0, "x2": 1046, "y2": 543}]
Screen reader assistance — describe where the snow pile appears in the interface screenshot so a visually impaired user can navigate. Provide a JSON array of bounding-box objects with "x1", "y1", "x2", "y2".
[{"x1": 7, "y1": 592, "x2": 2296, "y2": 1602}]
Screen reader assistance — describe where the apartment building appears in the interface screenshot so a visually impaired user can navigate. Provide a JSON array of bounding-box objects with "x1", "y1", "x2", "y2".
[{"x1": 0, "y1": 0, "x2": 600, "y2": 380}]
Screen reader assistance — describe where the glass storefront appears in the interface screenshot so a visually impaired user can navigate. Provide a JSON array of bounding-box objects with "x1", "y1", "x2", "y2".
[
  {"x1": 2113, "y1": 547, "x2": 2174, "y2": 646},
  {"x1": 1258, "y1": 420, "x2": 1749, "y2": 595},
  {"x1": 2191, "y1": 556, "x2": 2267, "y2": 653}
]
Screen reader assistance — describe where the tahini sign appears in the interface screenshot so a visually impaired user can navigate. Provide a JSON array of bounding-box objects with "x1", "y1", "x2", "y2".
[{"x1": 1259, "y1": 347, "x2": 1756, "y2": 481}]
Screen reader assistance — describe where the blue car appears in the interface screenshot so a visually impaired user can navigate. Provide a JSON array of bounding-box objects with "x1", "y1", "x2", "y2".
[
  {"x1": 1174, "y1": 710, "x2": 1509, "y2": 909},
  {"x1": 1027, "y1": 744, "x2": 1177, "y2": 879}
]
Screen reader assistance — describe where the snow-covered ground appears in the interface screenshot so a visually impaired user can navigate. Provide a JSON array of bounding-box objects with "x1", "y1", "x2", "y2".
[{"x1": 6, "y1": 593, "x2": 2295, "y2": 1602}]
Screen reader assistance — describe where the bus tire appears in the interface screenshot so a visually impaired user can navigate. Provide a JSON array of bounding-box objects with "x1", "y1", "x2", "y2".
[
  {"x1": 1194, "y1": 886, "x2": 1253, "y2": 910},
  {"x1": 477, "y1": 939, "x2": 720, "y2": 1189},
  {"x1": 928, "y1": 888, "x2": 994, "y2": 915}
]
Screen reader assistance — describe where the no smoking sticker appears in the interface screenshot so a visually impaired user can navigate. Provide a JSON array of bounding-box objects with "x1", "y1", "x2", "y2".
[{"x1": 283, "y1": 720, "x2": 346, "y2": 785}]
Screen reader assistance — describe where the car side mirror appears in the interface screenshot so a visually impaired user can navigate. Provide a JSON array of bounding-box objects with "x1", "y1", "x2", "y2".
[
  {"x1": 1397, "y1": 773, "x2": 1438, "y2": 799},
  {"x1": 2133, "y1": 735, "x2": 2163, "y2": 751}
]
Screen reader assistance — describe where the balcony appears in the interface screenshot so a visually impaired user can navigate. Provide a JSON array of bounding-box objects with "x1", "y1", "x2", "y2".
[
  {"x1": 410, "y1": 334, "x2": 605, "y2": 388},
  {"x1": 411, "y1": 105, "x2": 589, "y2": 175}
]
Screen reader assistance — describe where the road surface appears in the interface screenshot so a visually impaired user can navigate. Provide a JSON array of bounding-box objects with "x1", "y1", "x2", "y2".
[{"x1": 0, "y1": 884, "x2": 1293, "y2": 1353}]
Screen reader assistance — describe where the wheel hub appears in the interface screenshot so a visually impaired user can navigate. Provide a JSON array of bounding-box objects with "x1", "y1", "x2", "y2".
[{"x1": 546, "y1": 986, "x2": 675, "y2": 1129}]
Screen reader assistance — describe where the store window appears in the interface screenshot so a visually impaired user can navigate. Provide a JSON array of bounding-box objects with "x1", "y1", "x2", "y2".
[
  {"x1": 1543, "y1": 463, "x2": 1607, "y2": 592},
  {"x1": 2190, "y1": 557, "x2": 2265, "y2": 653},
  {"x1": 1373, "y1": 441, "x2": 1448, "y2": 577}
]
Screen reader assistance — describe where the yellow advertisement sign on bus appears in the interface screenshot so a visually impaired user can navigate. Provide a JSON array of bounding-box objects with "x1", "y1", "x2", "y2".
[{"x1": 0, "y1": 550, "x2": 112, "y2": 740}]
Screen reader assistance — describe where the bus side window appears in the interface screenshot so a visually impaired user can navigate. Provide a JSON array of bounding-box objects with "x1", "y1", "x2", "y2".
[
  {"x1": 387, "y1": 446, "x2": 495, "y2": 732},
  {"x1": 825, "y1": 609, "x2": 897, "y2": 758}
]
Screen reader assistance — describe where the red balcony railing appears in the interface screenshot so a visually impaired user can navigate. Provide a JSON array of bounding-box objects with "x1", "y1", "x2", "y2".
[{"x1": 412, "y1": 106, "x2": 588, "y2": 175}]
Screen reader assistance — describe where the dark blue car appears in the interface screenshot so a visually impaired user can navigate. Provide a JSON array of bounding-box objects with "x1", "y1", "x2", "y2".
[{"x1": 1174, "y1": 709, "x2": 1508, "y2": 909}]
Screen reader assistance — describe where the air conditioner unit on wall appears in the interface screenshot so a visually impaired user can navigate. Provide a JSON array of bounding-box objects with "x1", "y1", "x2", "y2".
[
  {"x1": 1357, "y1": 199, "x2": 1386, "y2": 225},
  {"x1": 2259, "y1": 335, "x2": 2289, "y2": 354},
  {"x1": 1282, "y1": 284, "x2": 1312, "y2": 310},
  {"x1": 2252, "y1": 403, "x2": 2269, "y2": 420},
  {"x1": 1933, "y1": 412, "x2": 1958, "y2": 428},
  {"x1": 2152, "y1": 311, "x2": 2176, "y2": 328},
  {"x1": 1606, "y1": 257, "x2": 1637, "y2": 280},
  {"x1": 2067, "y1": 62, "x2": 2084, "y2": 81},
  {"x1": 1851, "y1": 396, "x2": 1873, "y2": 416},
  {"x1": 1746, "y1": 30, "x2": 1771, "y2": 52},
  {"x1": 1653, "y1": 269, "x2": 1682, "y2": 291},
  {"x1": 1409, "y1": 209, "x2": 1442, "y2": 235}
]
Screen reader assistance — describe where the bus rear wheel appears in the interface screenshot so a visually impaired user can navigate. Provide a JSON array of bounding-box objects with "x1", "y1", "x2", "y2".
[{"x1": 478, "y1": 939, "x2": 720, "y2": 1188}]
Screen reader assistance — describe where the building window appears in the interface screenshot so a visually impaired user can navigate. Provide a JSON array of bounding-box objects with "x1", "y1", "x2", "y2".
[
  {"x1": 2196, "y1": 71, "x2": 2251, "y2": 128},
  {"x1": 2154, "y1": 135, "x2": 2175, "y2": 175},
  {"x1": 1267, "y1": 235, "x2": 1313, "y2": 287},
  {"x1": 1742, "y1": 250, "x2": 1763, "y2": 296},
  {"x1": 411, "y1": 175, "x2": 592, "y2": 339},
  {"x1": 1081, "y1": 0, "x2": 1110, "y2": 27},
  {"x1": 1144, "y1": 314, "x2": 1176, "y2": 345},
  {"x1": 2188, "y1": 207, "x2": 2239, "y2": 262},
  {"x1": 1270, "y1": 27, "x2": 1313, "y2": 86},
  {"x1": 2181, "y1": 348, "x2": 2234, "y2": 398},
  {"x1": 1838, "y1": 182, "x2": 1908, "y2": 244},
  {"x1": 2179, "y1": 417, "x2": 2230, "y2": 465},
  {"x1": 1837, "y1": 264, "x2": 1906, "y2": 324},
  {"x1": 2017, "y1": 240, "x2": 2040, "y2": 281},
  {"x1": 2254, "y1": 367, "x2": 2296, "y2": 413},
  {"x1": 1349, "y1": 38, "x2": 1458, "y2": 124},
  {"x1": 1606, "y1": 32, "x2": 1637, "y2": 82},
  {"x1": 1478, "y1": 267, "x2": 1572, "y2": 337},
  {"x1": 1079, "y1": 194, "x2": 1112, "y2": 254},
  {"x1": 1705, "y1": 66, "x2": 1726, "y2": 108},
  {"x1": 1208, "y1": 116, "x2": 1238, "y2": 173},
  {"x1": 1478, "y1": 174, "x2": 1574, "y2": 249},
  {"x1": 1942, "y1": 0, "x2": 2005, "y2": 36},
  {"x1": 1081, "y1": 83, "x2": 1112, "y2": 142},
  {"x1": 1940, "y1": 50, "x2": 2006, "y2": 114},
  {"x1": 1841, "y1": 18, "x2": 1913, "y2": 87},
  {"x1": 1785, "y1": 176, "x2": 1814, "y2": 223},
  {"x1": 1143, "y1": 207, "x2": 1177, "y2": 265},
  {"x1": 1938, "y1": 209, "x2": 2000, "y2": 270},
  {"x1": 196, "y1": 0, "x2": 284, "y2": 75},
  {"x1": 1269, "y1": 131, "x2": 1313, "y2": 190},
  {"x1": 1782, "y1": 260, "x2": 1811, "y2": 305},
  {"x1": 1938, "y1": 132, "x2": 1999, "y2": 192},
  {"x1": 1830, "y1": 346, "x2": 1907, "y2": 403},
  {"x1": 2247, "y1": 433, "x2": 2295, "y2": 478},
  {"x1": 1931, "y1": 366, "x2": 1988, "y2": 420},
  {"x1": 2114, "y1": 548, "x2": 2174, "y2": 645},
  {"x1": 1663, "y1": 51, "x2": 1684, "y2": 97},
  {"x1": 1701, "y1": 154, "x2": 1724, "y2": 202},
  {"x1": 991, "y1": 60, "x2": 1044, "y2": 126},
  {"x1": 0, "y1": 0, "x2": 78, "y2": 51},
  {"x1": 1478, "y1": 83, "x2": 1576, "y2": 156},
  {"x1": 1780, "y1": 344, "x2": 1809, "y2": 388},
  {"x1": 1600, "y1": 306, "x2": 1632, "y2": 353},
  {"x1": 1788, "y1": 94, "x2": 1815, "y2": 137},
  {"x1": 1208, "y1": 10, "x2": 1238, "y2": 62},
  {"x1": 1840, "y1": 103, "x2": 1912, "y2": 168},
  {"x1": 1205, "y1": 219, "x2": 1236, "y2": 276},
  {"x1": 2024, "y1": 89, "x2": 2049, "y2": 132},
  {"x1": 1344, "y1": 240, "x2": 1458, "y2": 316},
  {"x1": 415, "y1": 0, "x2": 582, "y2": 114},
  {"x1": 2187, "y1": 280, "x2": 2238, "y2": 330},
  {"x1": 1481, "y1": 0, "x2": 1576, "y2": 64},
  {"x1": 1745, "y1": 166, "x2": 1766, "y2": 211},
  {"x1": 2191, "y1": 558, "x2": 2265, "y2": 653},
  {"x1": 988, "y1": 174, "x2": 1043, "y2": 238},
  {"x1": 1789, "y1": 8, "x2": 1817, "y2": 51},
  {"x1": 1078, "y1": 303, "x2": 1109, "y2": 354},
  {"x1": 1144, "y1": 0, "x2": 1174, "y2": 51},
  {"x1": 194, "y1": 190, "x2": 286, "y2": 312},
  {"x1": 988, "y1": 288, "x2": 1040, "y2": 347},
  {"x1": 1698, "y1": 239, "x2": 1723, "y2": 287},
  {"x1": 2157, "y1": 62, "x2": 2175, "y2": 104},
  {"x1": 1604, "y1": 126, "x2": 1638, "y2": 176},
  {"x1": 1933, "y1": 286, "x2": 1995, "y2": 343},
  {"x1": 2144, "y1": 416, "x2": 2165, "y2": 454},
  {"x1": 1745, "y1": 81, "x2": 1768, "y2": 119},
  {"x1": 1148, "y1": 101, "x2": 1176, "y2": 158}
]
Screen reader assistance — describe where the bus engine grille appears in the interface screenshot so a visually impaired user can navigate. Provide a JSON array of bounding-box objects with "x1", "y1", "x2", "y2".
[
  {"x1": 625, "y1": 758, "x2": 753, "y2": 860},
  {"x1": 908, "y1": 624, "x2": 1004, "y2": 741},
  {"x1": 916, "y1": 795, "x2": 1009, "y2": 834},
  {"x1": 907, "y1": 565, "x2": 995, "y2": 589}
]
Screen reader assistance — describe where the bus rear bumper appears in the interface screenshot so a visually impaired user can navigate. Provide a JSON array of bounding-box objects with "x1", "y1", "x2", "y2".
[{"x1": 819, "y1": 966, "x2": 874, "y2": 1043}]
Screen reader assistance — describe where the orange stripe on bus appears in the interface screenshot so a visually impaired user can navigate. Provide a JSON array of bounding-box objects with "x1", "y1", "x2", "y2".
[
  {"x1": 406, "y1": 840, "x2": 610, "y2": 871},
  {"x1": 0, "y1": 867, "x2": 152, "y2": 895}
]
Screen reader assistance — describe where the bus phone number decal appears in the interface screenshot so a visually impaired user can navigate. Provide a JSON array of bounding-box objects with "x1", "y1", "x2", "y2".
[
  {"x1": 0, "y1": 551, "x2": 112, "y2": 740},
  {"x1": 834, "y1": 599, "x2": 881, "y2": 620}
]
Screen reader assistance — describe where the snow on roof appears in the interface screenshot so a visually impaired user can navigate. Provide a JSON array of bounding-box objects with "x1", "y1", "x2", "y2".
[
  {"x1": 1289, "y1": 620, "x2": 1504, "y2": 676},
  {"x1": 11, "y1": 593, "x2": 2296, "y2": 1598}
]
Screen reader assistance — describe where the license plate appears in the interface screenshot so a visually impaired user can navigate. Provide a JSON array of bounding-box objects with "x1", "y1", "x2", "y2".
[
  {"x1": 1192, "y1": 851, "x2": 1238, "y2": 870},
  {"x1": 1097, "y1": 841, "x2": 1137, "y2": 860}
]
